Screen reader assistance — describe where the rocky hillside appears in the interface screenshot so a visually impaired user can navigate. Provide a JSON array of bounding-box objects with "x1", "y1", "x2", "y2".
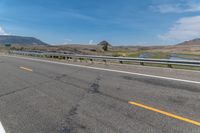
[
  {"x1": 177, "y1": 38, "x2": 200, "y2": 46},
  {"x1": 0, "y1": 35, "x2": 48, "y2": 46}
]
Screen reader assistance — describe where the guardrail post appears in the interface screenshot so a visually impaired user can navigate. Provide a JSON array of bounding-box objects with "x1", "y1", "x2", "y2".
[
  {"x1": 90, "y1": 59, "x2": 93, "y2": 64},
  {"x1": 103, "y1": 60, "x2": 107, "y2": 64},
  {"x1": 140, "y1": 62, "x2": 144, "y2": 65},
  {"x1": 167, "y1": 64, "x2": 172, "y2": 68},
  {"x1": 79, "y1": 58, "x2": 84, "y2": 62},
  {"x1": 9, "y1": 51, "x2": 200, "y2": 68}
]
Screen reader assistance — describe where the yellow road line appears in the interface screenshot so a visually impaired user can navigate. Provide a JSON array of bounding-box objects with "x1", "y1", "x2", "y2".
[
  {"x1": 128, "y1": 101, "x2": 200, "y2": 127},
  {"x1": 20, "y1": 67, "x2": 33, "y2": 72}
]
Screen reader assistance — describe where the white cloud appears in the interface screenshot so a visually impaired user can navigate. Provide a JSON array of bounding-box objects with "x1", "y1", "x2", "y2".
[
  {"x1": 152, "y1": 3, "x2": 200, "y2": 13},
  {"x1": 0, "y1": 26, "x2": 8, "y2": 35},
  {"x1": 159, "y1": 16, "x2": 200, "y2": 42}
]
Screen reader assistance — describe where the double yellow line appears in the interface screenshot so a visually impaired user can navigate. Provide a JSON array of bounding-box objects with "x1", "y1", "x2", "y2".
[{"x1": 129, "y1": 101, "x2": 200, "y2": 127}]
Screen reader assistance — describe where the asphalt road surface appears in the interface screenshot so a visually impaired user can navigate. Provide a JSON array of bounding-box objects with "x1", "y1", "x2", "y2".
[{"x1": 0, "y1": 55, "x2": 200, "y2": 133}]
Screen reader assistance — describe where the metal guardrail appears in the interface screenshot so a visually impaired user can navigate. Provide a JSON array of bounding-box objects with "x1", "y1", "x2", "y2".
[{"x1": 9, "y1": 51, "x2": 200, "y2": 67}]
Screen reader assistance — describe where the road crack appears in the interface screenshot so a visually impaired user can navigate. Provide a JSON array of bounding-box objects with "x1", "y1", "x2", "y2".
[{"x1": 88, "y1": 76, "x2": 101, "y2": 94}]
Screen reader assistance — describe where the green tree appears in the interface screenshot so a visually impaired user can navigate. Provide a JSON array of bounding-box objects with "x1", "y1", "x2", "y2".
[
  {"x1": 102, "y1": 44, "x2": 108, "y2": 51},
  {"x1": 98, "y1": 40, "x2": 111, "y2": 51}
]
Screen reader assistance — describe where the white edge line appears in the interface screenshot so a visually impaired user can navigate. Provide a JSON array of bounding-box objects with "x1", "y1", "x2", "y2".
[
  {"x1": 3, "y1": 55, "x2": 200, "y2": 85},
  {"x1": 0, "y1": 122, "x2": 6, "y2": 133},
  {"x1": 109, "y1": 61, "x2": 200, "y2": 73}
]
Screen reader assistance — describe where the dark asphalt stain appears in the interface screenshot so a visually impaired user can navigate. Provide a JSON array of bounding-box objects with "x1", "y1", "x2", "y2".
[
  {"x1": 121, "y1": 75, "x2": 200, "y2": 93},
  {"x1": 60, "y1": 106, "x2": 77, "y2": 133},
  {"x1": 60, "y1": 105, "x2": 87, "y2": 133},
  {"x1": 35, "y1": 69, "x2": 91, "y2": 91},
  {"x1": 68, "y1": 105, "x2": 78, "y2": 116},
  {"x1": 55, "y1": 74, "x2": 67, "y2": 80},
  {"x1": 116, "y1": 87, "x2": 121, "y2": 91},
  {"x1": 88, "y1": 77, "x2": 101, "y2": 94},
  {"x1": 34, "y1": 71, "x2": 129, "y2": 105},
  {"x1": 60, "y1": 76, "x2": 103, "y2": 132},
  {"x1": 89, "y1": 83, "x2": 100, "y2": 93}
]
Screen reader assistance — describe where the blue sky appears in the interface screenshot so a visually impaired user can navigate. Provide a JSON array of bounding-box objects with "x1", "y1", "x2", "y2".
[{"x1": 0, "y1": 0, "x2": 200, "y2": 45}]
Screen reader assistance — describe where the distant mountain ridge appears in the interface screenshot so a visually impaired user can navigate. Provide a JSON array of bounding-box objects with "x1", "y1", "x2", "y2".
[
  {"x1": 177, "y1": 38, "x2": 200, "y2": 46},
  {"x1": 0, "y1": 35, "x2": 48, "y2": 45}
]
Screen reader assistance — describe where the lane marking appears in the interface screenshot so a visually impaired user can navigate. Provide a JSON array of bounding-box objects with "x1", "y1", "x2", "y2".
[
  {"x1": 0, "y1": 122, "x2": 6, "y2": 133},
  {"x1": 128, "y1": 101, "x2": 200, "y2": 127},
  {"x1": 2, "y1": 55, "x2": 200, "y2": 126},
  {"x1": 4, "y1": 55, "x2": 200, "y2": 84},
  {"x1": 20, "y1": 67, "x2": 33, "y2": 72}
]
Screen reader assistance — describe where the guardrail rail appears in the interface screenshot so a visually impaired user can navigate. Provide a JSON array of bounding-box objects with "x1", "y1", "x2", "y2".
[{"x1": 9, "y1": 51, "x2": 200, "y2": 68}]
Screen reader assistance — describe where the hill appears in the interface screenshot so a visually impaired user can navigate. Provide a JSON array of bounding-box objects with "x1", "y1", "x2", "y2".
[
  {"x1": 97, "y1": 41, "x2": 112, "y2": 47},
  {"x1": 177, "y1": 38, "x2": 200, "y2": 46},
  {"x1": 147, "y1": 38, "x2": 200, "y2": 55},
  {"x1": 0, "y1": 35, "x2": 48, "y2": 46}
]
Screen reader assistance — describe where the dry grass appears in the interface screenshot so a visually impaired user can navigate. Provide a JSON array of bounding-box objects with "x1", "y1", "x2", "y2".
[{"x1": 2, "y1": 44, "x2": 200, "y2": 59}]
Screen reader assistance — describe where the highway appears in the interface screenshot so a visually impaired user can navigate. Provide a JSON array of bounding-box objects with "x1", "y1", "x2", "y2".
[{"x1": 0, "y1": 55, "x2": 200, "y2": 133}]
